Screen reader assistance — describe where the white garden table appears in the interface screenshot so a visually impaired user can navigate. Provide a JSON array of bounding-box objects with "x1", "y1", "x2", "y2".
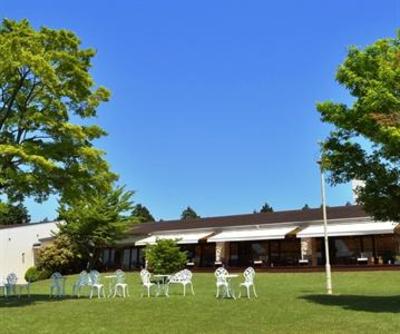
[
  {"x1": 224, "y1": 274, "x2": 239, "y2": 299},
  {"x1": 104, "y1": 275, "x2": 117, "y2": 297},
  {"x1": 153, "y1": 274, "x2": 171, "y2": 297}
]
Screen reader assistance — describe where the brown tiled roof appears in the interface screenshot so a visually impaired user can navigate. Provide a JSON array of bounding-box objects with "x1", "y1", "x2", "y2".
[{"x1": 129, "y1": 205, "x2": 368, "y2": 235}]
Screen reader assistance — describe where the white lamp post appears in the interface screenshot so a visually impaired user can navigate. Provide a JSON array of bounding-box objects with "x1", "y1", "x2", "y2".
[{"x1": 318, "y1": 159, "x2": 333, "y2": 295}]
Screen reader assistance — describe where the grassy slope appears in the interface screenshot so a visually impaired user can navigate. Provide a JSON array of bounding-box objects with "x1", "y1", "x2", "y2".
[{"x1": 1, "y1": 271, "x2": 400, "y2": 334}]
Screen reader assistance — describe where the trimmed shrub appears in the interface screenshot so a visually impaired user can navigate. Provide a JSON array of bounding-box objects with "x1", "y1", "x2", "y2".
[
  {"x1": 25, "y1": 266, "x2": 41, "y2": 282},
  {"x1": 36, "y1": 234, "x2": 82, "y2": 274}
]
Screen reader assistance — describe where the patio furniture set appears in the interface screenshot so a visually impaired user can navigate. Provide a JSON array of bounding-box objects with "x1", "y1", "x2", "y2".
[
  {"x1": 71, "y1": 269, "x2": 128, "y2": 298},
  {"x1": 139, "y1": 268, "x2": 195, "y2": 297},
  {"x1": 0, "y1": 273, "x2": 31, "y2": 298},
  {"x1": 0, "y1": 267, "x2": 257, "y2": 300}
]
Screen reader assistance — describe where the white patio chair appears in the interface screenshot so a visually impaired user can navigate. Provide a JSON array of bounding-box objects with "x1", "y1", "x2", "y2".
[
  {"x1": 166, "y1": 269, "x2": 194, "y2": 296},
  {"x1": 72, "y1": 270, "x2": 89, "y2": 297},
  {"x1": 5, "y1": 273, "x2": 18, "y2": 297},
  {"x1": 49, "y1": 272, "x2": 66, "y2": 298},
  {"x1": 238, "y1": 267, "x2": 258, "y2": 299},
  {"x1": 140, "y1": 269, "x2": 155, "y2": 297},
  {"x1": 88, "y1": 270, "x2": 105, "y2": 299},
  {"x1": 215, "y1": 267, "x2": 230, "y2": 298},
  {"x1": 112, "y1": 269, "x2": 129, "y2": 298}
]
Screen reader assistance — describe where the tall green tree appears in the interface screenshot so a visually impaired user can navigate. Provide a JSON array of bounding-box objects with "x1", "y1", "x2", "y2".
[
  {"x1": 145, "y1": 239, "x2": 188, "y2": 274},
  {"x1": 181, "y1": 206, "x2": 200, "y2": 220},
  {"x1": 0, "y1": 19, "x2": 116, "y2": 204},
  {"x1": 260, "y1": 202, "x2": 274, "y2": 213},
  {"x1": 317, "y1": 31, "x2": 400, "y2": 221},
  {"x1": 58, "y1": 186, "x2": 134, "y2": 269},
  {"x1": 131, "y1": 204, "x2": 155, "y2": 224},
  {"x1": 0, "y1": 200, "x2": 30, "y2": 225}
]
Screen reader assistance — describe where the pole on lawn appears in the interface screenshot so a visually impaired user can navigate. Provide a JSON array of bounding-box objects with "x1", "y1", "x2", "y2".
[{"x1": 318, "y1": 158, "x2": 333, "y2": 295}]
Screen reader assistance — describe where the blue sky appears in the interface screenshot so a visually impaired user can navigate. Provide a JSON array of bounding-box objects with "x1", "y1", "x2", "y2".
[{"x1": 2, "y1": 1, "x2": 399, "y2": 221}]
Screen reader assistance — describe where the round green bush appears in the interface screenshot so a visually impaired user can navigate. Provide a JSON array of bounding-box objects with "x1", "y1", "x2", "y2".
[{"x1": 24, "y1": 266, "x2": 41, "y2": 282}]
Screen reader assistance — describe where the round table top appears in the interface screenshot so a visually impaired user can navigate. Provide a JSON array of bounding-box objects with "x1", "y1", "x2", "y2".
[
  {"x1": 225, "y1": 274, "x2": 239, "y2": 278},
  {"x1": 104, "y1": 275, "x2": 117, "y2": 278},
  {"x1": 153, "y1": 274, "x2": 171, "y2": 278}
]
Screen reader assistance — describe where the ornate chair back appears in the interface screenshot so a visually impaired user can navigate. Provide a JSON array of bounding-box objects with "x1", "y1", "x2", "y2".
[
  {"x1": 140, "y1": 269, "x2": 151, "y2": 285},
  {"x1": 6, "y1": 273, "x2": 17, "y2": 285},
  {"x1": 115, "y1": 269, "x2": 126, "y2": 284},
  {"x1": 76, "y1": 270, "x2": 89, "y2": 286},
  {"x1": 181, "y1": 269, "x2": 192, "y2": 282},
  {"x1": 89, "y1": 270, "x2": 101, "y2": 285},
  {"x1": 243, "y1": 267, "x2": 256, "y2": 284},
  {"x1": 51, "y1": 272, "x2": 63, "y2": 287},
  {"x1": 169, "y1": 269, "x2": 192, "y2": 283},
  {"x1": 214, "y1": 267, "x2": 229, "y2": 284}
]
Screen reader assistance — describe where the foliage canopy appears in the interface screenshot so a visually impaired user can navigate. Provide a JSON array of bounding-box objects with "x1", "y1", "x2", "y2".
[
  {"x1": 0, "y1": 19, "x2": 116, "y2": 204},
  {"x1": 58, "y1": 186, "x2": 134, "y2": 269},
  {"x1": 318, "y1": 31, "x2": 400, "y2": 221}
]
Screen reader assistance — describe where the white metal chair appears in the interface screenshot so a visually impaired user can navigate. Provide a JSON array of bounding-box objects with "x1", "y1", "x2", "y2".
[
  {"x1": 49, "y1": 272, "x2": 66, "y2": 298},
  {"x1": 5, "y1": 273, "x2": 18, "y2": 297},
  {"x1": 140, "y1": 269, "x2": 155, "y2": 297},
  {"x1": 112, "y1": 269, "x2": 129, "y2": 298},
  {"x1": 72, "y1": 270, "x2": 89, "y2": 297},
  {"x1": 88, "y1": 270, "x2": 105, "y2": 299},
  {"x1": 238, "y1": 267, "x2": 258, "y2": 299},
  {"x1": 166, "y1": 269, "x2": 194, "y2": 296},
  {"x1": 215, "y1": 267, "x2": 230, "y2": 298}
]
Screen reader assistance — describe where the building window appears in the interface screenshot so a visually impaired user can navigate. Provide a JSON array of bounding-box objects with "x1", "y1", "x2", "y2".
[
  {"x1": 122, "y1": 249, "x2": 130, "y2": 269},
  {"x1": 375, "y1": 235, "x2": 397, "y2": 264},
  {"x1": 22, "y1": 252, "x2": 25, "y2": 264},
  {"x1": 130, "y1": 248, "x2": 138, "y2": 268}
]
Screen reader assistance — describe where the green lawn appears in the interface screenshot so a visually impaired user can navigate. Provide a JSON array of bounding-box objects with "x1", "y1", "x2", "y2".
[{"x1": 1, "y1": 271, "x2": 400, "y2": 334}]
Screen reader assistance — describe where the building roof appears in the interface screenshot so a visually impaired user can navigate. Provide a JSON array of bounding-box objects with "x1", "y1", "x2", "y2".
[
  {"x1": 129, "y1": 205, "x2": 369, "y2": 235},
  {"x1": 0, "y1": 220, "x2": 59, "y2": 230}
]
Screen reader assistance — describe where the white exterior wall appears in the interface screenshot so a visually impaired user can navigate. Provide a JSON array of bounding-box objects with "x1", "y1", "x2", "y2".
[{"x1": 0, "y1": 222, "x2": 58, "y2": 282}]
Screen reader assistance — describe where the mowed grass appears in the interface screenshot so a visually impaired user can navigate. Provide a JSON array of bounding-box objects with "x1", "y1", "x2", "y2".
[{"x1": 1, "y1": 271, "x2": 400, "y2": 334}]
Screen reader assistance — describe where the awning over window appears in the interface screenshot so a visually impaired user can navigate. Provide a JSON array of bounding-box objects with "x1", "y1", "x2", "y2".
[
  {"x1": 135, "y1": 232, "x2": 212, "y2": 246},
  {"x1": 207, "y1": 226, "x2": 298, "y2": 243},
  {"x1": 297, "y1": 221, "x2": 398, "y2": 238}
]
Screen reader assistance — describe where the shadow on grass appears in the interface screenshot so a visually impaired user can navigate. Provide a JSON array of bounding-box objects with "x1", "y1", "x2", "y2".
[
  {"x1": 301, "y1": 294, "x2": 400, "y2": 313},
  {"x1": 0, "y1": 294, "x2": 88, "y2": 308}
]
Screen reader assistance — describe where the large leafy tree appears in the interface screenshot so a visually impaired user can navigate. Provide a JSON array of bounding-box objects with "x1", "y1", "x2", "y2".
[
  {"x1": 181, "y1": 206, "x2": 200, "y2": 220},
  {"x1": 131, "y1": 203, "x2": 155, "y2": 224},
  {"x1": 317, "y1": 32, "x2": 400, "y2": 221},
  {"x1": 0, "y1": 19, "x2": 116, "y2": 204},
  {"x1": 0, "y1": 200, "x2": 30, "y2": 225},
  {"x1": 58, "y1": 186, "x2": 134, "y2": 269}
]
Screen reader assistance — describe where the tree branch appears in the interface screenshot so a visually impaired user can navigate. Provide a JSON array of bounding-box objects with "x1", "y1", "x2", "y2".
[{"x1": 0, "y1": 69, "x2": 30, "y2": 131}]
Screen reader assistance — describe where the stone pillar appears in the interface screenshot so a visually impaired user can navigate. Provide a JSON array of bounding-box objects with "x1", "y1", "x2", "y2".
[
  {"x1": 215, "y1": 242, "x2": 225, "y2": 264},
  {"x1": 301, "y1": 238, "x2": 317, "y2": 265}
]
